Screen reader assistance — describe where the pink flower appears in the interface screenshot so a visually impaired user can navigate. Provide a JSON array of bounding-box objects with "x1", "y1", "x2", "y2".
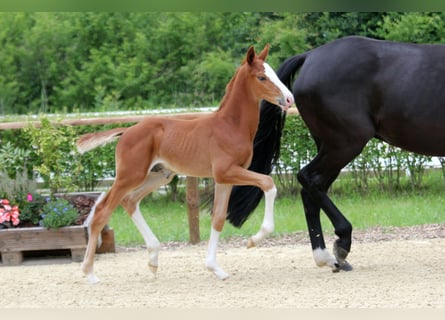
[
  {"x1": 27, "y1": 193, "x2": 33, "y2": 201},
  {"x1": 0, "y1": 198, "x2": 20, "y2": 227}
]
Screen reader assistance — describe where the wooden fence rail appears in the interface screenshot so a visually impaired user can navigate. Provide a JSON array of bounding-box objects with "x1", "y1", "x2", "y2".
[
  {"x1": 0, "y1": 108, "x2": 299, "y2": 244},
  {"x1": 0, "y1": 112, "x2": 213, "y2": 130}
]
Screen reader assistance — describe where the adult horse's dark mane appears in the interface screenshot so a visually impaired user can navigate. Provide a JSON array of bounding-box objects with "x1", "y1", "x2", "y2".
[{"x1": 227, "y1": 35, "x2": 445, "y2": 272}]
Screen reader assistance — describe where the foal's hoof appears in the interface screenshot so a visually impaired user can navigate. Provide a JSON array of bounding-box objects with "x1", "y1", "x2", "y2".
[
  {"x1": 332, "y1": 260, "x2": 353, "y2": 273},
  {"x1": 86, "y1": 273, "x2": 101, "y2": 284},
  {"x1": 247, "y1": 238, "x2": 256, "y2": 248},
  {"x1": 215, "y1": 269, "x2": 229, "y2": 281},
  {"x1": 148, "y1": 263, "x2": 158, "y2": 275},
  {"x1": 207, "y1": 266, "x2": 229, "y2": 280}
]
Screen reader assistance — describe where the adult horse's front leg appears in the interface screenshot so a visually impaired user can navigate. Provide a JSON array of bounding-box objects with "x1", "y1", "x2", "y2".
[{"x1": 206, "y1": 183, "x2": 232, "y2": 280}]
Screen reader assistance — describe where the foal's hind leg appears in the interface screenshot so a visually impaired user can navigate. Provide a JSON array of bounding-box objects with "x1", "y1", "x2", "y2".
[
  {"x1": 121, "y1": 168, "x2": 176, "y2": 275},
  {"x1": 82, "y1": 185, "x2": 132, "y2": 284}
]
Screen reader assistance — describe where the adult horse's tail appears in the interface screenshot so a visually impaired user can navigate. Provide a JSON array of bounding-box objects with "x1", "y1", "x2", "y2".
[{"x1": 226, "y1": 53, "x2": 307, "y2": 227}]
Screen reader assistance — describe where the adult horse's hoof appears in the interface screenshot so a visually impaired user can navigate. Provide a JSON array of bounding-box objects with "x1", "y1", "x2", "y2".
[
  {"x1": 333, "y1": 240, "x2": 349, "y2": 260},
  {"x1": 332, "y1": 240, "x2": 353, "y2": 272},
  {"x1": 332, "y1": 260, "x2": 353, "y2": 273}
]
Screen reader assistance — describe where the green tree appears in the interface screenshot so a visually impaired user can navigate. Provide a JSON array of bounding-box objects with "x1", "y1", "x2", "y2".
[{"x1": 375, "y1": 12, "x2": 445, "y2": 43}]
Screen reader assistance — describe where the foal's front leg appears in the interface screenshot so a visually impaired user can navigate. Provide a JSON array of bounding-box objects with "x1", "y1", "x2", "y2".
[
  {"x1": 205, "y1": 184, "x2": 232, "y2": 280},
  {"x1": 218, "y1": 167, "x2": 277, "y2": 248},
  {"x1": 247, "y1": 184, "x2": 276, "y2": 248}
]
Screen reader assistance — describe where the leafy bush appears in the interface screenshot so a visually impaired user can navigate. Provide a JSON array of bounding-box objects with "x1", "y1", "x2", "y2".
[
  {"x1": 0, "y1": 169, "x2": 38, "y2": 206},
  {"x1": 24, "y1": 116, "x2": 83, "y2": 194},
  {"x1": 274, "y1": 116, "x2": 316, "y2": 196},
  {"x1": 40, "y1": 198, "x2": 79, "y2": 229},
  {"x1": 0, "y1": 141, "x2": 31, "y2": 179},
  {"x1": 19, "y1": 193, "x2": 47, "y2": 225}
]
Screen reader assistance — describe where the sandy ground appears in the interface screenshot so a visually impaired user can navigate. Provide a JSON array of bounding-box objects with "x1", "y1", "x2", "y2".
[{"x1": 1, "y1": 225, "x2": 445, "y2": 308}]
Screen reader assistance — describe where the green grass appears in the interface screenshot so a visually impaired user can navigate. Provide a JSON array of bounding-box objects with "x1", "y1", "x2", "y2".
[{"x1": 107, "y1": 176, "x2": 445, "y2": 246}]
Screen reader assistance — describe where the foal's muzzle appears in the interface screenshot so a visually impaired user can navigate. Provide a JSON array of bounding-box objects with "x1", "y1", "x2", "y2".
[{"x1": 278, "y1": 95, "x2": 294, "y2": 111}]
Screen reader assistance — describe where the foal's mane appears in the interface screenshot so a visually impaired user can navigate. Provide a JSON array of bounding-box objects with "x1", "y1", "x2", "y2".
[
  {"x1": 217, "y1": 62, "x2": 243, "y2": 112},
  {"x1": 216, "y1": 46, "x2": 268, "y2": 113}
]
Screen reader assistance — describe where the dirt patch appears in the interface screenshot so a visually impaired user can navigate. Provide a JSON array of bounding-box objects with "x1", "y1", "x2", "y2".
[{"x1": 2, "y1": 224, "x2": 444, "y2": 308}]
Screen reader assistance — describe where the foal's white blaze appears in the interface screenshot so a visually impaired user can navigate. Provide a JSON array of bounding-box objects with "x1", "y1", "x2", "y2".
[
  {"x1": 263, "y1": 62, "x2": 294, "y2": 108},
  {"x1": 313, "y1": 247, "x2": 338, "y2": 268},
  {"x1": 131, "y1": 206, "x2": 160, "y2": 272}
]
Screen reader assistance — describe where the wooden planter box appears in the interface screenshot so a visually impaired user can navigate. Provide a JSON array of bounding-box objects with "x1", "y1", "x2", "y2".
[
  {"x1": 0, "y1": 192, "x2": 115, "y2": 266},
  {"x1": 0, "y1": 225, "x2": 89, "y2": 265}
]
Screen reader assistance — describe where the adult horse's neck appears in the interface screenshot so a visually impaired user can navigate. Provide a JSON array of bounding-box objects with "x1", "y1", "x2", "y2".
[{"x1": 216, "y1": 65, "x2": 260, "y2": 140}]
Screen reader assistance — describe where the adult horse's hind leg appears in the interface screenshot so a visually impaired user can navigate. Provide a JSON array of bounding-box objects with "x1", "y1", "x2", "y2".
[
  {"x1": 120, "y1": 166, "x2": 176, "y2": 275},
  {"x1": 297, "y1": 141, "x2": 368, "y2": 272}
]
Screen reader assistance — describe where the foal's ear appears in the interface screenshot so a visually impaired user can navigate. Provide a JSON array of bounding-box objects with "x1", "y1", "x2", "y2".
[
  {"x1": 257, "y1": 44, "x2": 270, "y2": 61},
  {"x1": 246, "y1": 46, "x2": 256, "y2": 65}
]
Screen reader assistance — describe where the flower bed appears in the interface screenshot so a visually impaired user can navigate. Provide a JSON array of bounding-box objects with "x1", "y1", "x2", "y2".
[{"x1": 0, "y1": 192, "x2": 115, "y2": 266}]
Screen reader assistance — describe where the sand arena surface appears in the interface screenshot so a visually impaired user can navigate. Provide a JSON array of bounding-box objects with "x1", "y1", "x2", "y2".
[{"x1": 2, "y1": 224, "x2": 445, "y2": 308}]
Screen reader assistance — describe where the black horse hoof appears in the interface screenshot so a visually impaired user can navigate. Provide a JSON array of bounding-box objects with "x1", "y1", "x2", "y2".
[
  {"x1": 332, "y1": 260, "x2": 353, "y2": 273},
  {"x1": 332, "y1": 240, "x2": 353, "y2": 272},
  {"x1": 333, "y1": 240, "x2": 349, "y2": 261}
]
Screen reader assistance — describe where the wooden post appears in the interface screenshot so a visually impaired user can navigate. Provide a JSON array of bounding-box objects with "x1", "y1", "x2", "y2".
[{"x1": 186, "y1": 176, "x2": 200, "y2": 244}]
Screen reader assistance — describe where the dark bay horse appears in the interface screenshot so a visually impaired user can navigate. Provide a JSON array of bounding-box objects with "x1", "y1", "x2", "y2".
[
  {"x1": 227, "y1": 36, "x2": 445, "y2": 272},
  {"x1": 76, "y1": 45, "x2": 294, "y2": 283}
]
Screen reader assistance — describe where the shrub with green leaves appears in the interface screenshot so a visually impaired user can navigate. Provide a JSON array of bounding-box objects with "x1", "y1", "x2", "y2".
[
  {"x1": 24, "y1": 116, "x2": 83, "y2": 195},
  {"x1": 40, "y1": 198, "x2": 79, "y2": 229},
  {"x1": 0, "y1": 141, "x2": 31, "y2": 179},
  {"x1": 19, "y1": 193, "x2": 47, "y2": 225}
]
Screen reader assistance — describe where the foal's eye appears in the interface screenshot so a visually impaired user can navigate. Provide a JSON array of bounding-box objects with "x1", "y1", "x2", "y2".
[{"x1": 257, "y1": 76, "x2": 267, "y2": 81}]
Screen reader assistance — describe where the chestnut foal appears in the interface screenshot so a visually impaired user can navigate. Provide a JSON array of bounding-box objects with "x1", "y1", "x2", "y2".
[{"x1": 77, "y1": 44, "x2": 294, "y2": 283}]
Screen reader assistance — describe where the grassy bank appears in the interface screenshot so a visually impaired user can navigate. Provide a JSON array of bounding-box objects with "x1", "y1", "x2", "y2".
[{"x1": 107, "y1": 170, "x2": 445, "y2": 246}]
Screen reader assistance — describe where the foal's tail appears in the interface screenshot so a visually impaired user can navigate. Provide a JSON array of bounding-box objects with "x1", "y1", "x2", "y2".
[
  {"x1": 76, "y1": 127, "x2": 127, "y2": 154},
  {"x1": 226, "y1": 53, "x2": 307, "y2": 227}
]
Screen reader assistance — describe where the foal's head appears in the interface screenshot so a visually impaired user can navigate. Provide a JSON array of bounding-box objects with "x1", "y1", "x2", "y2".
[{"x1": 241, "y1": 44, "x2": 294, "y2": 110}]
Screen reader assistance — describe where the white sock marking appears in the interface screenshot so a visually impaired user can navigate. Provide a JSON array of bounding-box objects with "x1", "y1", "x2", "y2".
[
  {"x1": 131, "y1": 206, "x2": 160, "y2": 270},
  {"x1": 313, "y1": 248, "x2": 338, "y2": 268},
  {"x1": 206, "y1": 227, "x2": 229, "y2": 280},
  {"x1": 250, "y1": 186, "x2": 276, "y2": 245}
]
